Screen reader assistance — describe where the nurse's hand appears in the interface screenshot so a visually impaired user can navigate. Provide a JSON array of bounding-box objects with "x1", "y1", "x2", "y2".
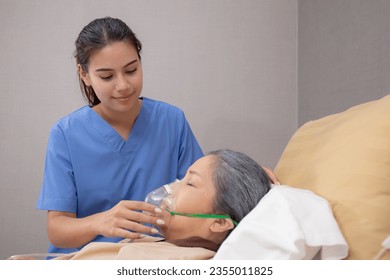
[
  {"x1": 47, "y1": 202, "x2": 164, "y2": 249},
  {"x1": 96, "y1": 200, "x2": 165, "y2": 239}
]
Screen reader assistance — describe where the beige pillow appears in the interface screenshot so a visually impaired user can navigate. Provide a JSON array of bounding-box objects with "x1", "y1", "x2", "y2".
[{"x1": 274, "y1": 95, "x2": 390, "y2": 260}]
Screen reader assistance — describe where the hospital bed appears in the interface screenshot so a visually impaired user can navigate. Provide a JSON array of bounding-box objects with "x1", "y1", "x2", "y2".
[{"x1": 9, "y1": 95, "x2": 390, "y2": 260}]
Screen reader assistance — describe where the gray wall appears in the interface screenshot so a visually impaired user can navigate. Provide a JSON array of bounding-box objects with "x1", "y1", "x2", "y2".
[
  {"x1": 298, "y1": 0, "x2": 390, "y2": 125},
  {"x1": 0, "y1": 0, "x2": 297, "y2": 259},
  {"x1": 2, "y1": 0, "x2": 389, "y2": 261}
]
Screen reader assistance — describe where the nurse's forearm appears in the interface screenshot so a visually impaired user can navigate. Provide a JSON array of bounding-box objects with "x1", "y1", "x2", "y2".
[
  {"x1": 47, "y1": 211, "x2": 100, "y2": 248},
  {"x1": 47, "y1": 201, "x2": 162, "y2": 248}
]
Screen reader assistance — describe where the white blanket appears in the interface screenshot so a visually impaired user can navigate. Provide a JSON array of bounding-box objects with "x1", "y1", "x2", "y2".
[{"x1": 214, "y1": 185, "x2": 349, "y2": 260}]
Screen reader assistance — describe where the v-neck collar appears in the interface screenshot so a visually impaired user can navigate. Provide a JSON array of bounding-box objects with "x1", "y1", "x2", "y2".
[{"x1": 85, "y1": 97, "x2": 152, "y2": 157}]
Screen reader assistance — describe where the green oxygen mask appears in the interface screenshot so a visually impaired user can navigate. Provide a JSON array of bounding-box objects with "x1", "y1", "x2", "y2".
[{"x1": 145, "y1": 180, "x2": 238, "y2": 229}]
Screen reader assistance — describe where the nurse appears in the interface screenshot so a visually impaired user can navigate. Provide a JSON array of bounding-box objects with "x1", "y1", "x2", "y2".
[{"x1": 36, "y1": 17, "x2": 204, "y2": 254}]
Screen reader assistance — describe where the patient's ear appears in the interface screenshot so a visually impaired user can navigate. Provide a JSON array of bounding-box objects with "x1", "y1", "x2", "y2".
[{"x1": 210, "y1": 218, "x2": 234, "y2": 233}]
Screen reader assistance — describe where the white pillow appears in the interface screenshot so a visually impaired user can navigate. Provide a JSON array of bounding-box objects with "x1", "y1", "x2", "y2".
[{"x1": 213, "y1": 185, "x2": 349, "y2": 260}]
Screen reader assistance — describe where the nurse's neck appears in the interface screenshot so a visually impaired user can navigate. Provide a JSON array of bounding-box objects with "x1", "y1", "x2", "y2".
[{"x1": 92, "y1": 100, "x2": 142, "y2": 141}]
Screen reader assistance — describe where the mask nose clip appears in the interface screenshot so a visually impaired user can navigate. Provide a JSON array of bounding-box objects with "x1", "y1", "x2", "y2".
[{"x1": 163, "y1": 184, "x2": 173, "y2": 195}]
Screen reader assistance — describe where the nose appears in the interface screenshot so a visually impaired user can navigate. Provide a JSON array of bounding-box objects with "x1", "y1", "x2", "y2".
[{"x1": 115, "y1": 74, "x2": 131, "y2": 91}]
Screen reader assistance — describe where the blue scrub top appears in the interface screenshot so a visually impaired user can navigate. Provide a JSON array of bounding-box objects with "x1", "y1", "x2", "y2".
[{"x1": 36, "y1": 97, "x2": 203, "y2": 253}]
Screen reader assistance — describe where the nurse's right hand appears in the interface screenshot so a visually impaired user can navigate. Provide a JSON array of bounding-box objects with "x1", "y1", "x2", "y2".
[
  {"x1": 47, "y1": 201, "x2": 165, "y2": 249},
  {"x1": 96, "y1": 200, "x2": 165, "y2": 240}
]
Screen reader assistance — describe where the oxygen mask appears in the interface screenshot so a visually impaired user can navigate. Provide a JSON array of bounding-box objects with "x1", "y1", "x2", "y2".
[
  {"x1": 145, "y1": 180, "x2": 181, "y2": 212},
  {"x1": 144, "y1": 180, "x2": 181, "y2": 236},
  {"x1": 145, "y1": 179, "x2": 238, "y2": 233}
]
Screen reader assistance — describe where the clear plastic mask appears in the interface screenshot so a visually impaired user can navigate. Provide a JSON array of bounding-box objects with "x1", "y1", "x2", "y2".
[
  {"x1": 145, "y1": 180, "x2": 181, "y2": 212},
  {"x1": 144, "y1": 180, "x2": 181, "y2": 237},
  {"x1": 145, "y1": 179, "x2": 238, "y2": 234}
]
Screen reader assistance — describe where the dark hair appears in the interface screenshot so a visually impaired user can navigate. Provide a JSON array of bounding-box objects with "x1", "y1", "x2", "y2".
[
  {"x1": 74, "y1": 17, "x2": 142, "y2": 106},
  {"x1": 208, "y1": 149, "x2": 271, "y2": 232}
]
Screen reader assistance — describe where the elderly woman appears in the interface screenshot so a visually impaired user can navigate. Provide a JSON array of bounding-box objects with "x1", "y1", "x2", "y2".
[{"x1": 57, "y1": 149, "x2": 271, "y2": 260}]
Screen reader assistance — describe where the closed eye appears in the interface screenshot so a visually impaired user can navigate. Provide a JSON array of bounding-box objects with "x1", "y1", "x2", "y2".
[
  {"x1": 100, "y1": 75, "x2": 113, "y2": 80},
  {"x1": 125, "y1": 68, "x2": 137, "y2": 74},
  {"x1": 186, "y1": 181, "x2": 196, "y2": 187}
]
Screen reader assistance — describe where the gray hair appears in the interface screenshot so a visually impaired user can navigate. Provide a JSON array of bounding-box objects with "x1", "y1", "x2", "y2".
[{"x1": 208, "y1": 149, "x2": 271, "y2": 227}]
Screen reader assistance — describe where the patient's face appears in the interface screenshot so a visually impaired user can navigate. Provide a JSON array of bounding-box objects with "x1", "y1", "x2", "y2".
[{"x1": 159, "y1": 155, "x2": 217, "y2": 241}]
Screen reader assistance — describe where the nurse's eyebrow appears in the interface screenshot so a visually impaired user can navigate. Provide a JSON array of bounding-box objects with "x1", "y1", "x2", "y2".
[{"x1": 95, "y1": 59, "x2": 138, "y2": 72}]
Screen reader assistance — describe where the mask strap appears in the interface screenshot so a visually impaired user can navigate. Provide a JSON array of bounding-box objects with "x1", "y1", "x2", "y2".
[{"x1": 165, "y1": 208, "x2": 238, "y2": 226}]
